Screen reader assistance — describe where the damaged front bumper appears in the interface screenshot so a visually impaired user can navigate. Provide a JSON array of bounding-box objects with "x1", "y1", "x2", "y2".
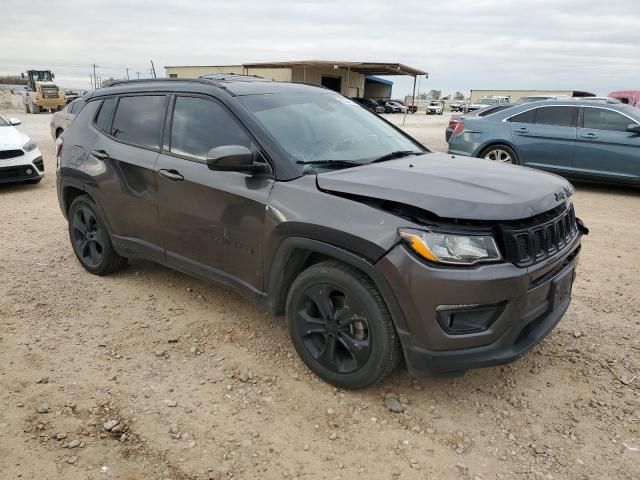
[{"x1": 376, "y1": 232, "x2": 582, "y2": 377}]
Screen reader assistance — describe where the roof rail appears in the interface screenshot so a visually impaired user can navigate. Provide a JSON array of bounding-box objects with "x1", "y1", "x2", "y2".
[
  {"x1": 199, "y1": 72, "x2": 268, "y2": 82},
  {"x1": 102, "y1": 77, "x2": 224, "y2": 88}
]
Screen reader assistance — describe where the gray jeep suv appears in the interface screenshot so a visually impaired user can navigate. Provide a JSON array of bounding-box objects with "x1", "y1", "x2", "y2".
[{"x1": 56, "y1": 77, "x2": 587, "y2": 388}]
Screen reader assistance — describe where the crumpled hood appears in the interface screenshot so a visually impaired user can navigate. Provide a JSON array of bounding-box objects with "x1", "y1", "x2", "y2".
[
  {"x1": 316, "y1": 153, "x2": 574, "y2": 221},
  {"x1": 0, "y1": 126, "x2": 28, "y2": 150}
]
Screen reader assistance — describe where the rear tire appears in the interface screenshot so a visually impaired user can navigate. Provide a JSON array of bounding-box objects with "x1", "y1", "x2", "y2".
[
  {"x1": 479, "y1": 144, "x2": 518, "y2": 164},
  {"x1": 68, "y1": 195, "x2": 127, "y2": 275},
  {"x1": 32, "y1": 103, "x2": 40, "y2": 114},
  {"x1": 286, "y1": 260, "x2": 401, "y2": 389}
]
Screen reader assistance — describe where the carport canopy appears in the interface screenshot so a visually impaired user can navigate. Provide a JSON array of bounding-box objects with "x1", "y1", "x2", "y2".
[{"x1": 242, "y1": 60, "x2": 428, "y2": 77}]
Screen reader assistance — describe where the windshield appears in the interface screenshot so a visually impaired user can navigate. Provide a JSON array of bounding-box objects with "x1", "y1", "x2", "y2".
[
  {"x1": 477, "y1": 98, "x2": 498, "y2": 105},
  {"x1": 242, "y1": 93, "x2": 424, "y2": 171},
  {"x1": 0, "y1": 115, "x2": 9, "y2": 127},
  {"x1": 31, "y1": 71, "x2": 53, "y2": 82}
]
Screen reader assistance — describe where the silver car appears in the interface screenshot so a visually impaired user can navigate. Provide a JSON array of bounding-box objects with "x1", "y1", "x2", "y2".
[{"x1": 50, "y1": 98, "x2": 84, "y2": 139}]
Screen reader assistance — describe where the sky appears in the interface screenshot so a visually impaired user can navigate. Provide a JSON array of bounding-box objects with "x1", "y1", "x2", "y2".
[{"x1": 1, "y1": 0, "x2": 639, "y2": 97}]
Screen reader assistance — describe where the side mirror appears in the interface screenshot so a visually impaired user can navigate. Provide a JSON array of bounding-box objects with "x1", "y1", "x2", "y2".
[
  {"x1": 8, "y1": 117, "x2": 21, "y2": 126},
  {"x1": 627, "y1": 124, "x2": 640, "y2": 135},
  {"x1": 52, "y1": 73, "x2": 55, "y2": 79},
  {"x1": 206, "y1": 145, "x2": 266, "y2": 173}
]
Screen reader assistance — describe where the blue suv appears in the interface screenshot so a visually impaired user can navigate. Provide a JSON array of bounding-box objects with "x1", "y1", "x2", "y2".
[{"x1": 448, "y1": 100, "x2": 640, "y2": 186}]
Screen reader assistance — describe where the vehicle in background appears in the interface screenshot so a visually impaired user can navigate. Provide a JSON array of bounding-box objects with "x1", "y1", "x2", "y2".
[
  {"x1": 450, "y1": 100, "x2": 466, "y2": 112},
  {"x1": 50, "y1": 98, "x2": 85, "y2": 139},
  {"x1": 21, "y1": 70, "x2": 66, "y2": 114},
  {"x1": 392, "y1": 99, "x2": 417, "y2": 113},
  {"x1": 351, "y1": 97, "x2": 385, "y2": 113},
  {"x1": 64, "y1": 90, "x2": 82, "y2": 104},
  {"x1": 385, "y1": 101, "x2": 407, "y2": 113},
  {"x1": 0, "y1": 114, "x2": 44, "y2": 184},
  {"x1": 445, "y1": 104, "x2": 517, "y2": 142},
  {"x1": 467, "y1": 96, "x2": 510, "y2": 112},
  {"x1": 608, "y1": 91, "x2": 640, "y2": 108},
  {"x1": 516, "y1": 95, "x2": 571, "y2": 103},
  {"x1": 578, "y1": 97, "x2": 621, "y2": 104},
  {"x1": 447, "y1": 100, "x2": 640, "y2": 186},
  {"x1": 56, "y1": 77, "x2": 585, "y2": 388},
  {"x1": 425, "y1": 100, "x2": 444, "y2": 115}
]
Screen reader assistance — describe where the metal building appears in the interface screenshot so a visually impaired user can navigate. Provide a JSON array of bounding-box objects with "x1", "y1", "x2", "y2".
[{"x1": 164, "y1": 61, "x2": 427, "y2": 99}]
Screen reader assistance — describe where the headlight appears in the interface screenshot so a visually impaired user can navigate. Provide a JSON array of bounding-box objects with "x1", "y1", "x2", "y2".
[
  {"x1": 399, "y1": 228, "x2": 502, "y2": 265},
  {"x1": 23, "y1": 139, "x2": 37, "y2": 152}
]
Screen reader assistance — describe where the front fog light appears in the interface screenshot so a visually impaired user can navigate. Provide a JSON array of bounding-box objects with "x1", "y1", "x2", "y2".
[{"x1": 399, "y1": 228, "x2": 502, "y2": 265}]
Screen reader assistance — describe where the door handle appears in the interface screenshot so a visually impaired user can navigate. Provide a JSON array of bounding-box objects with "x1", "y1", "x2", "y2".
[
  {"x1": 515, "y1": 127, "x2": 529, "y2": 134},
  {"x1": 90, "y1": 149, "x2": 109, "y2": 160},
  {"x1": 159, "y1": 169, "x2": 184, "y2": 182},
  {"x1": 580, "y1": 132, "x2": 598, "y2": 139}
]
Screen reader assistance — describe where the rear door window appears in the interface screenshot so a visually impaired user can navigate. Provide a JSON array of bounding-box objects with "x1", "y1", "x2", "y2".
[
  {"x1": 534, "y1": 106, "x2": 577, "y2": 127},
  {"x1": 169, "y1": 95, "x2": 251, "y2": 159},
  {"x1": 583, "y1": 108, "x2": 633, "y2": 132},
  {"x1": 111, "y1": 95, "x2": 167, "y2": 149}
]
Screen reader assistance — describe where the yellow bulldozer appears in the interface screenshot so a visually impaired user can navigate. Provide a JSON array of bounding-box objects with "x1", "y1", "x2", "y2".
[{"x1": 22, "y1": 70, "x2": 66, "y2": 113}]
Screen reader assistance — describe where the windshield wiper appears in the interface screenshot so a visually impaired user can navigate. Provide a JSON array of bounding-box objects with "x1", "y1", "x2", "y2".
[
  {"x1": 296, "y1": 160, "x2": 362, "y2": 168},
  {"x1": 368, "y1": 150, "x2": 422, "y2": 164}
]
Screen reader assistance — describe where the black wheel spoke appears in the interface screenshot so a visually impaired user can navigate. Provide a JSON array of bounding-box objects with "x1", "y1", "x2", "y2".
[
  {"x1": 337, "y1": 333, "x2": 370, "y2": 368},
  {"x1": 79, "y1": 238, "x2": 89, "y2": 258},
  {"x1": 89, "y1": 241, "x2": 100, "y2": 263},
  {"x1": 72, "y1": 214, "x2": 88, "y2": 236},
  {"x1": 319, "y1": 334, "x2": 337, "y2": 368},
  {"x1": 306, "y1": 285, "x2": 333, "y2": 321}
]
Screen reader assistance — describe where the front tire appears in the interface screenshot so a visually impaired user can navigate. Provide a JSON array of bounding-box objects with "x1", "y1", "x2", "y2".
[
  {"x1": 68, "y1": 195, "x2": 127, "y2": 275},
  {"x1": 479, "y1": 144, "x2": 518, "y2": 164},
  {"x1": 286, "y1": 260, "x2": 401, "y2": 389}
]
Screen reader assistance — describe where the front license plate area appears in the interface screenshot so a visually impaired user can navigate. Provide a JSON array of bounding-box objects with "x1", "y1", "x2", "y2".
[{"x1": 551, "y1": 267, "x2": 574, "y2": 310}]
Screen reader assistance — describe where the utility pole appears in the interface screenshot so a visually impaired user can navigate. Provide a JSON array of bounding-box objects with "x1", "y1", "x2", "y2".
[
  {"x1": 92, "y1": 63, "x2": 98, "y2": 89},
  {"x1": 125, "y1": 68, "x2": 130, "y2": 80},
  {"x1": 89, "y1": 74, "x2": 93, "y2": 90},
  {"x1": 150, "y1": 60, "x2": 157, "y2": 79},
  {"x1": 136, "y1": 71, "x2": 140, "y2": 79}
]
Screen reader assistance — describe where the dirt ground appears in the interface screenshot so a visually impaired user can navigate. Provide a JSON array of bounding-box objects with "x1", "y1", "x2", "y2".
[{"x1": 0, "y1": 105, "x2": 638, "y2": 480}]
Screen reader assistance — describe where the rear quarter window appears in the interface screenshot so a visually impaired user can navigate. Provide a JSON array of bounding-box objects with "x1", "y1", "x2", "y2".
[{"x1": 94, "y1": 97, "x2": 117, "y2": 133}]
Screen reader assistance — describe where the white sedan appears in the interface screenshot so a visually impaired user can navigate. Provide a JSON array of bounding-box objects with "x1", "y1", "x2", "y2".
[{"x1": 0, "y1": 114, "x2": 44, "y2": 184}]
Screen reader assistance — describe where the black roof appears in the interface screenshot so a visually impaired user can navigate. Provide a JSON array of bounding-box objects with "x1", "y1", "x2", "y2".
[{"x1": 88, "y1": 77, "x2": 326, "y2": 99}]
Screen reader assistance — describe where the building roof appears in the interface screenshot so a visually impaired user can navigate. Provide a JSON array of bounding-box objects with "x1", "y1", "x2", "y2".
[
  {"x1": 243, "y1": 61, "x2": 427, "y2": 76},
  {"x1": 166, "y1": 61, "x2": 428, "y2": 77},
  {"x1": 365, "y1": 76, "x2": 393, "y2": 86}
]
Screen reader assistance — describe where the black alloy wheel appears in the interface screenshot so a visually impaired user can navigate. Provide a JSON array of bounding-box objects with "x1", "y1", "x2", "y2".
[
  {"x1": 294, "y1": 283, "x2": 372, "y2": 374},
  {"x1": 67, "y1": 195, "x2": 127, "y2": 275},
  {"x1": 71, "y1": 206, "x2": 104, "y2": 269},
  {"x1": 286, "y1": 261, "x2": 400, "y2": 389}
]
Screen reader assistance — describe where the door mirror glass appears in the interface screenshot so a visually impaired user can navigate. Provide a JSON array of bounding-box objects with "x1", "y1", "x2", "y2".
[
  {"x1": 206, "y1": 145, "x2": 264, "y2": 172},
  {"x1": 8, "y1": 117, "x2": 21, "y2": 126},
  {"x1": 626, "y1": 123, "x2": 640, "y2": 135}
]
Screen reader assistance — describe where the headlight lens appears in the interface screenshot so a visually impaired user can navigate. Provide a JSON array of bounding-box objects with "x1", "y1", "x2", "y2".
[
  {"x1": 23, "y1": 139, "x2": 37, "y2": 152},
  {"x1": 399, "y1": 228, "x2": 502, "y2": 265}
]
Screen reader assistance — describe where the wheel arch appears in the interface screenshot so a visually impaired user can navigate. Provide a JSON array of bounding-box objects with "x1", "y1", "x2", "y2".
[
  {"x1": 266, "y1": 237, "x2": 409, "y2": 334},
  {"x1": 474, "y1": 140, "x2": 519, "y2": 160}
]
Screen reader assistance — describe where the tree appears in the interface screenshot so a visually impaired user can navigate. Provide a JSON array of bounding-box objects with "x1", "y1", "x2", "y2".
[
  {"x1": 0, "y1": 75, "x2": 27, "y2": 85},
  {"x1": 427, "y1": 89, "x2": 441, "y2": 100},
  {"x1": 454, "y1": 91, "x2": 465, "y2": 100}
]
